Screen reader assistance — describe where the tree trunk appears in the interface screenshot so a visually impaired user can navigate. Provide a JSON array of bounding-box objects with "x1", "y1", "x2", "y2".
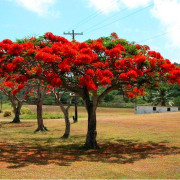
[
  {"x1": 61, "y1": 110, "x2": 70, "y2": 138},
  {"x1": 35, "y1": 86, "x2": 47, "y2": 132},
  {"x1": 73, "y1": 96, "x2": 78, "y2": 123},
  {"x1": 11, "y1": 101, "x2": 22, "y2": 123},
  {"x1": 84, "y1": 102, "x2": 99, "y2": 149},
  {"x1": 55, "y1": 92, "x2": 71, "y2": 139}
]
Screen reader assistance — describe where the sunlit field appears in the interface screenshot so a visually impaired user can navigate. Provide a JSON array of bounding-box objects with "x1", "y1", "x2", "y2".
[{"x1": 0, "y1": 106, "x2": 180, "y2": 179}]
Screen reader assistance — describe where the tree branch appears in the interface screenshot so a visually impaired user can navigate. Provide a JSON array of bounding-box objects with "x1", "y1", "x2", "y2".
[{"x1": 98, "y1": 85, "x2": 119, "y2": 104}]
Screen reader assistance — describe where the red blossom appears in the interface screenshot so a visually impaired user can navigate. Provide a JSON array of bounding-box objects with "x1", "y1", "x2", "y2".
[
  {"x1": 27, "y1": 48, "x2": 35, "y2": 55},
  {"x1": 115, "y1": 44, "x2": 125, "y2": 52},
  {"x1": 148, "y1": 58, "x2": 157, "y2": 68},
  {"x1": 58, "y1": 63, "x2": 71, "y2": 72},
  {"x1": 135, "y1": 44, "x2": 143, "y2": 50},
  {"x1": 111, "y1": 32, "x2": 119, "y2": 39},
  {"x1": 102, "y1": 70, "x2": 113, "y2": 78},
  {"x1": 35, "y1": 52, "x2": 61, "y2": 63},
  {"x1": 86, "y1": 69, "x2": 95, "y2": 76},
  {"x1": 16, "y1": 75, "x2": 28, "y2": 83},
  {"x1": 18, "y1": 84, "x2": 24, "y2": 90},
  {"x1": 77, "y1": 42, "x2": 89, "y2": 50},
  {"x1": 119, "y1": 73, "x2": 128, "y2": 80},
  {"x1": 127, "y1": 70, "x2": 138, "y2": 79},
  {"x1": 91, "y1": 42, "x2": 106, "y2": 53},
  {"x1": 13, "y1": 57, "x2": 24, "y2": 64},
  {"x1": 75, "y1": 54, "x2": 92, "y2": 65},
  {"x1": 7, "y1": 43, "x2": 23, "y2": 55},
  {"x1": 100, "y1": 77, "x2": 111, "y2": 85},
  {"x1": 45, "y1": 32, "x2": 55, "y2": 40},
  {"x1": 109, "y1": 48, "x2": 121, "y2": 59},
  {"x1": 148, "y1": 51, "x2": 163, "y2": 59},
  {"x1": 4, "y1": 81, "x2": 15, "y2": 88},
  {"x1": 134, "y1": 55, "x2": 146, "y2": 64},
  {"x1": 6, "y1": 63, "x2": 16, "y2": 72},
  {"x1": 79, "y1": 75, "x2": 97, "y2": 91},
  {"x1": 2, "y1": 39, "x2": 13, "y2": 44},
  {"x1": 127, "y1": 92, "x2": 136, "y2": 99},
  {"x1": 12, "y1": 89, "x2": 19, "y2": 95}
]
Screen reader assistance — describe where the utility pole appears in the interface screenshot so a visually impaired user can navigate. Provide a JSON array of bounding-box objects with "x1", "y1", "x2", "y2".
[
  {"x1": 63, "y1": 30, "x2": 83, "y2": 41},
  {"x1": 63, "y1": 30, "x2": 83, "y2": 123}
]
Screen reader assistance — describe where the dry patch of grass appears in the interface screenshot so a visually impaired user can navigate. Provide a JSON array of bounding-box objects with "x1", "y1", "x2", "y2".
[{"x1": 0, "y1": 107, "x2": 180, "y2": 179}]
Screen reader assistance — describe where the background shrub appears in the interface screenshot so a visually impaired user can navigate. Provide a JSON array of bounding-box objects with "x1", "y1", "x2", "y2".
[
  {"x1": 3, "y1": 111, "x2": 11, "y2": 117},
  {"x1": 21, "y1": 107, "x2": 33, "y2": 115}
]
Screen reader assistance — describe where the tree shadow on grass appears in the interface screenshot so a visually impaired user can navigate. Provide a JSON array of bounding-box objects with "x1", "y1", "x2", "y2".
[{"x1": 0, "y1": 139, "x2": 179, "y2": 169}]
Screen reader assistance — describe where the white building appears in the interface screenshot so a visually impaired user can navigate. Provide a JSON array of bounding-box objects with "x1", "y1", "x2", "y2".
[{"x1": 135, "y1": 106, "x2": 179, "y2": 114}]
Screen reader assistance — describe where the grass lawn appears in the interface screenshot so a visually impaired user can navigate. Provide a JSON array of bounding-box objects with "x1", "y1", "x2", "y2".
[{"x1": 0, "y1": 106, "x2": 180, "y2": 179}]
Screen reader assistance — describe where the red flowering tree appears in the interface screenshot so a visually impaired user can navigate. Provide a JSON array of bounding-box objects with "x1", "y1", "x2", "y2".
[
  {"x1": 26, "y1": 79, "x2": 49, "y2": 132},
  {"x1": 0, "y1": 33, "x2": 180, "y2": 148},
  {"x1": 0, "y1": 75, "x2": 31, "y2": 123},
  {"x1": 53, "y1": 88, "x2": 72, "y2": 138}
]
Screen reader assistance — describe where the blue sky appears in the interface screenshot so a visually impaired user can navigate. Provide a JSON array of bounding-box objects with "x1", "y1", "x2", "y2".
[{"x1": 0, "y1": 0, "x2": 180, "y2": 63}]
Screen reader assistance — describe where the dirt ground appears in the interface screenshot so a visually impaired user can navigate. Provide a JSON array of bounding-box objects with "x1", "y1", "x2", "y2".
[{"x1": 0, "y1": 106, "x2": 180, "y2": 179}]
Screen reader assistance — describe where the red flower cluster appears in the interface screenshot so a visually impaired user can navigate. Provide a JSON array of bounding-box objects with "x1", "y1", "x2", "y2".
[
  {"x1": 86, "y1": 69, "x2": 95, "y2": 76},
  {"x1": 45, "y1": 72, "x2": 63, "y2": 87},
  {"x1": 148, "y1": 51, "x2": 162, "y2": 59},
  {"x1": 127, "y1": 87, "x2": 145, "y2": 99},
  {"x1": 7, "y1": 43, "x2": 23, "y2": 55},
  {"x1": 115, "y1": 44, "x2": 125, "y2": 52},
  {"x1": 13, "y1": 57, "x2": 24, "y2": 64},
  {"x1": 111, "y1": 32, "x2": 119, "y2": 39},
  {"x1": 4, "y1": 81, "x2": 15, "y2": 88},
  {"x1": 75, "y1": 54, "x2": 92, "y2": 65},
  {"x1": 45, "y1": 32, "x2": 68, "y2": 44},
  {"x1": 79, "y1": 75, "x2": 97, "y2": 91},
  {"x1": 6, "y1": 63, "x2": 18, "y2": 72},
  {"x1": 109, "y1": 48, "x2": 122, "y2": 59},
  {"x1": 35, "y1": 52, "x2": 61, "y2": 63},
  {"x1": 134, "y1": 55, "x2": 146, "y2": 64}
]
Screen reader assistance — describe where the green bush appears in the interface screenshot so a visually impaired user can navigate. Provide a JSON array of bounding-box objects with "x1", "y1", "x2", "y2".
[
  {"x1": 3, "y1": 111, "x2": 11, "y2": 117},
  {"x1": 174, "y1": 96, "x2": 180, "y2": 106},
  {"x1": 21, "y1": 107, "x2": 33, "y2": 115}
]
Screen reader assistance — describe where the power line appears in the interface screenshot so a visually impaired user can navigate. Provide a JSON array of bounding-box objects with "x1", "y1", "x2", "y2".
[
  {"x1": 83, "y1": 7, "x2": 129, "y2": 33},
  {"x1": 67, "y1": 11, "x2": 102, "y2": 31},
  {"x1": 85, "y1": 3, "x2": 154, "y2": 35},
  {"x1": 66, "y1": 0, "x2": 118, "y2": 31},
  {"x1": 138, "y1": 31, "x2": 169, "y2": 43},
  {"x1": 138, "y1": 26, "x2": 180, "y2": 44}
]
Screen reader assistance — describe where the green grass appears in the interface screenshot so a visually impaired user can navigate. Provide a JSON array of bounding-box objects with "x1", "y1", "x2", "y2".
[
  {"x1": 0, "y1": 107, "x2": 180, "y2": 179},
  {"x1": 20, "y1": 113, "x2": 87, "y2": 119}
]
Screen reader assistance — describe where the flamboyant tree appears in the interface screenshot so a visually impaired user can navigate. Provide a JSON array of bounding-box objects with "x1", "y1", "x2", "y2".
[
  {"x1": 0, "y1": 33, "x2": 180, "y2": 148},
  {"x1": 0, "y1": 75, "x2": 31, "y2": 123},
  {"x1": 53, "y1": 88, "x2": 72, "y2": 138},
  {"x1": 26, "y1": 79, "x2": 49, "y2": 132}
]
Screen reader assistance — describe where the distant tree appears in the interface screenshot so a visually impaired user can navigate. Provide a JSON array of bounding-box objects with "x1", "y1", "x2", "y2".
[
  {"x1": 0, "y1": 75, "x2": 31, "y2": 123},
  {"x1": 53, "y1": 88, "x2": 72, "y2": 138},
  {"x1": 27, "y1": 79, "x2": 49, "y2": 132},
  {"x1": 152, "y1": 83, "x2": 174, "y2": 106}
]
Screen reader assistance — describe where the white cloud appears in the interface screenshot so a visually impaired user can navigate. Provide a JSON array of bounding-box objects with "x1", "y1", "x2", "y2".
[
  {"x1": 151, "y1": 0, "x2": 180, "y2": 48},
  {"x1": 12, "y1": 0, "x2": 58, "y2": 17},
  {"x1": 121, "y1": 0, "x2": 152, "y2": 8},
  {"x1": 88, "y1": 0, "x2": 180, "y2": 62},
  {"x1": 88, "y1": 0, "x2": 120, "y2": 14}
]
